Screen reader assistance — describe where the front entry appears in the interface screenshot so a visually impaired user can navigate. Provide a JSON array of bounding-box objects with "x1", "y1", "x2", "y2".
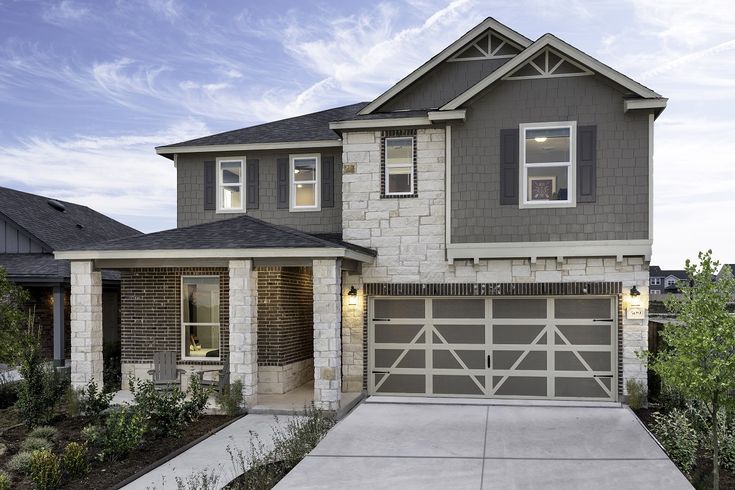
[{"x1": 368, "y1": 297, "x2": 617, "y2": 401}]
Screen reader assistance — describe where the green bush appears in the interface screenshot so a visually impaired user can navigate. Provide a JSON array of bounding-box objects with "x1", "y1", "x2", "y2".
[
  {"x1": 215, "y1": 380, "x2": 243, "y2": 416},
  {"x1": 16, "y1": 336, "x2": 69, "y2": 427},
  {"x1": 0, "y1": 470, "x2": 10, "y2": 490},
  {"x1": 63, "y1": 385, "x2": 81, "y2": 417},
  {"x1": 129, "y1": 375, "x2": 210, "y2": 438},
  {"x1": 61, "y1": 442, "x2": 89, "y2": 479},
  {"x1": 175, "y1": 468, "x2": 221, "y2": 489},
  {"x1": 651, "y1": 409, "x2": 698, "y2": 476},
  {"x1": 20, "y1": 436, "x2": 53, "y2": 452},
  {"x1": 625, "y1": 379, "x2": 646, "y2": 410},
  {"x1": 79, "y1": 380, "x2": 114, "y2": 421},
  {"x1": 29, "y1": 426, "x2": 59, "y2": 441},
  {"x1": 6, "y1": 451, "x2": 33, "y2": 475},
  {"x1": 29, "y1": 449, "x2": 61, "y2": 490},
  {"x1": 84, "y1": 407, "x2": 146, "y2": 461}
]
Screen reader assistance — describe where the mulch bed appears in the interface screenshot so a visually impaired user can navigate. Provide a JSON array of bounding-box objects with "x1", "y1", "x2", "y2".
[
  {"x1": 634, "y1": 408, "x2": 735, "y2": 490},
  {"x1": 0, "y1": 411, "x2": 235, "y2": 490}
]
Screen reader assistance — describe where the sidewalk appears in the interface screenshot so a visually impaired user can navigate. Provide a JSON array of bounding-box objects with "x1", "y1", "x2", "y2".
[{"x1": 122, "y1": 414, "x2": 296, "y2": 489}]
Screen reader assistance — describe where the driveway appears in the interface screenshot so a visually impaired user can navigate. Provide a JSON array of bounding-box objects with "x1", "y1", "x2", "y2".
[{"x1": 275, "y1": 398, "x2": 692, "y2": 489}]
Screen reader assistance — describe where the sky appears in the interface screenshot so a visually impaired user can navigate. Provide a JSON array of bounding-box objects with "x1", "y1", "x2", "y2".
[{"x1": 0, "y1": 0, "x2": 733, "y2": 268}]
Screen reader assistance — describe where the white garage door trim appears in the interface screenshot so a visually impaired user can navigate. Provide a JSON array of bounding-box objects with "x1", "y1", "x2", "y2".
[{"x1": 368, "y1": 296, "x2": 618, "y2": 401}]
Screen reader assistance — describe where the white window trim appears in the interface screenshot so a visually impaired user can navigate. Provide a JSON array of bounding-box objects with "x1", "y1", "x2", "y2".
[
  {"x1": 650, "y1": 289, "x2": 661, "y2": 295},
  {"x1": 519, "y1": 121, "x2": 577, "y2": 209},
  {"x1": 384, "y1": 136, "x2": 415, "y2": 196},
  {"x1": 289, "y1": 153, "x2": 321, "y2": 212},
  {"x1": 180, "y1": 275, "x2": 221, "y2": 362},
  {"x1": 650, "y1": 277, "x2": 662, "y2": 286},
  {"x1": 665, "y1": 277, "x2": 677, "y2": 287},
  {"x1": 216, "y1": 157, "x2": 246, "y2": 213}
]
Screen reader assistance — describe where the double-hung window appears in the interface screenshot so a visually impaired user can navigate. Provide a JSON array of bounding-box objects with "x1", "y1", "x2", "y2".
[
  {"x1": 217, "y1": 157, "x2": 245, "y2": 212},
  {"x1": 665, "y1": 277, "x2": 677, "y2": 288},
  {"x1": 650, "y1": 277, "x2": 661, "y2": 286},
  {"x1": 519, "y1": 122, "x2": 576, "y2": 208},
  {"x1": 181, "y1": 276, "x2": 220, "y2": 361},
  {"x1": 290, "y1": 154, "x2": 320, "y2": 211},
  {"x1": 384, "y1": 137, "x2": 414, "y2": 196}
]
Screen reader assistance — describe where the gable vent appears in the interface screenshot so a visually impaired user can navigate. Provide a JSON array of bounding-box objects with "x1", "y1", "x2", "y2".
[{"x1": 47, "y1": 199, "x2": 66, "y2": 212}]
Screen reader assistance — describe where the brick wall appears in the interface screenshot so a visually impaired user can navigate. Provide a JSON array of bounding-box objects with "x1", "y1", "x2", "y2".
[
  {"x1": 257, "y1": 266, "x2": 313, "y2": 367},
  {"x1": 120, "y1": 267, "x2": 229, "y2": 363},
  {"x1": 26, "y1": 286, "x2": 70, "y2": 360}
]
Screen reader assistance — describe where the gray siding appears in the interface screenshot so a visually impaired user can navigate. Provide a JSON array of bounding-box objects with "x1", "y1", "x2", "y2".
[
  {"x1": 0, "y1": 215, "x2": 46, "y2": 253},
  {"x1": 177, "y1": 148, "x2": 342, "y2": 233},
  {"x1": 381, "y1": 58, "x2": 510, "y2": 111},
  {"x1": 451, "y1": 75, "x2": 650, "y2": 243}
]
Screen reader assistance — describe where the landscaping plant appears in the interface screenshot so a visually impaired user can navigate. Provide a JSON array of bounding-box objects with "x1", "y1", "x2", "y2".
[
  {"x1": 20, "y1": 436, "x2": 53, "y2": 453},
  {"x1": 625, "y1": 378, "x2": 646, "y2": 410},
  {"x1": 647, "y1": 251, "x2": 735, "y2": 489},
  {"x1": 29, "y1": 448, "x2": 62, "y2": 490},
  {"x1": 216, "y1": 380, "x2": 244, "y2": 416},
  {"x1": 651, "y1": 409, "x2": 698, "y2": 476},
  {"x1": 84, "y1": 407, "x2": 146, "y2": 461},
  {"x1": 61, "y1": 442, "x2": 90, "y2": 478},
  {"x1": 29, "y1": 426, "x2": 59, "y2": 442},
  {"x1": 0, "y1": 268, "x2": 30, "y2": 366},
  {"x1": 0, "y1": 470, "x2": 10, "y2": 490},
  {"x1": 6, "y1": 451, "x2": 33, "y2": 475},
  {"x1": 79, "y1": 379, "x2": 114, "y2": 421}
]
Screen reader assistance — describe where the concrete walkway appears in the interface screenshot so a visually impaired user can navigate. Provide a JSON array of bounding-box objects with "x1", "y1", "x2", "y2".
[
  {"x1": 122, "y1": 414, "x2": 295, "y2": 489},
  {"x1": 276, "y1": 398, "x2": 693, "y2": 490}
]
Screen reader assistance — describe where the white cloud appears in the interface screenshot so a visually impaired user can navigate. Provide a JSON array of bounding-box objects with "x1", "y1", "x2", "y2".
[
  {"x1": 42, "y1": 0, "x2": 89, "y2": 25},
  {"x1": 145, "y1": 0, "x2": 180, "y2": 21}
]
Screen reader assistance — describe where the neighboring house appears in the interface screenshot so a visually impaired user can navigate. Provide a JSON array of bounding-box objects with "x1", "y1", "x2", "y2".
[
  {"x1": 56, "y1": 17, "x2": 666, "y2": 407},
  {"x1": 648, "y1": 266, "x2": 688, "y2": 296},
  {"x1": 0, "y1": 186, "x2": 139, "y2": 366},
  {"x1": 717, "y1": 264, "x2": 735, "y2": 281}
]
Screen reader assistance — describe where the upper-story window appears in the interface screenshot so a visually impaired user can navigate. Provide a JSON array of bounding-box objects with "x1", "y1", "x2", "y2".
[
  {"x1": 384, "y1": 137, "x2": 415, "y2": 196},
  {"x1": 290, "y1": 154, "x2": 320, "y2": 211},
  {"x1": 217, "y1": 157, "x2": 245, "y2": 212},
  {"x1": 650, "y1": 277, "x2": 662, "y2": 286},
  {"x1": 519, "y1": 122, "x2": 576, "y2": 208},
  {"x1": 665, "y1": 277, "x2": 677, "y2": 287}
]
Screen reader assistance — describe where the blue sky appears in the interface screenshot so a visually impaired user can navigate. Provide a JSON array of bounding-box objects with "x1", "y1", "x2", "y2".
[{"x1": 0, "y1": 0, "x2": 733, "y2": 267}]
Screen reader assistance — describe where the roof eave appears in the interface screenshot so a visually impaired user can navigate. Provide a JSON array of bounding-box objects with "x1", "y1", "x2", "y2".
[
  {"x1": 155, "y1": 139, "x2": 344, "y2": 156},
  {"x1": 329, "y1": 110, "x2": 465, "y2": 131}
]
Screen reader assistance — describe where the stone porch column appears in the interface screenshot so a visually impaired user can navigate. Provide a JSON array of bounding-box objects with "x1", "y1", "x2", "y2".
[
  {"x1": 313, "y1": 259, "x2": 342, "y2": 410},
  {"x1": 70, "y1": 261, "x2": 103, "y2": 389},
  {"x1": 229, "y1": 259, "x2": 258, "y2": 406}
]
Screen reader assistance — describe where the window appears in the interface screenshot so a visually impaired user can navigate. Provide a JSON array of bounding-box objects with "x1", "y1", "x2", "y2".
[
  {"x1": 290, "y1": 154, "x2": 320, "y2": 211},
  {"x1": 650, "y1": 289, "x2": 661, "y2": 295},
  {"x1": 181, "y1": 276, "x2": 220, "y2": 360},
  {"x1": 665, "y1": 277, "x2": 677, "y2": 288},
  {"x1": 650, "y1": 277, "x2": 661, "y2": 286},
  {"x1": 217, "y1": 158, "x2": 245, "y2": 212},
  {"x1": 519, "y1": 122, "x2": 576, "y2": 208},
  {"x1": 384, "y1": 137, "x2": 415, "y2": 196}
]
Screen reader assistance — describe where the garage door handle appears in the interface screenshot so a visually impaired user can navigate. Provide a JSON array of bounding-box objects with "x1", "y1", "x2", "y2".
[
  {"x1": 593, "y1": 319, "x2": 614, "y2": 322},
  {"x1": 487, "y1": 355, "x2": 491, "y2": 368},
  {"x1": 593, "y1": 375, "x2": 613, "y2": 378},
  {"x1": 372, "y1": 318, "x2": 391, "y2": 322},
  {"x1": 372, "y1": 370, "x2": 390, "y2": 374}
]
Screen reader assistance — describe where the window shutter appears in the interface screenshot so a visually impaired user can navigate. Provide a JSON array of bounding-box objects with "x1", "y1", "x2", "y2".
[
  {"x1": 203, "y1": 160, "x2": 216, "y2": 210},
  {"x1": 499, "y1": 129, "x2": 519, "y2": 205},
  {"x1": 321, "y1": 155, "x2": 334, "y2": 208},
  {"x1": 277, "y1": 157, "x2": 289, "y2": 209},
  {"x1": 577, "y1": 125, "x2": 597, "y2": 203},
  {"x1": 246, "y1": 159, "x2": 259, "y2": 209}
]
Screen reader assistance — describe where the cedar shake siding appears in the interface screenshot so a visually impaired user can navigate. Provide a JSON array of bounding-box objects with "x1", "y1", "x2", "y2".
[
  {"x1": 450, "y1": 75, "x2": 649, "y2": 243},
  {"x1": 176, "y1": 149, "x2": 342, "y2": 233}
]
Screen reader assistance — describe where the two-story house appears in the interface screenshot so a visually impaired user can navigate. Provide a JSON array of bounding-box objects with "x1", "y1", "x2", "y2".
[
  {"x1": 648, "y1": 266, "x2": 688, "y2": 297},
  {"x1": 57, "y1": 18, "x2": 666, "y2": 409}
]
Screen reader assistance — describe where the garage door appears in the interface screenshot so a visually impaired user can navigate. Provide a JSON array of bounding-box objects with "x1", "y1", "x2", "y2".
[{"x1": 368, "y1": 297, "x2": 616, "y2": 400}]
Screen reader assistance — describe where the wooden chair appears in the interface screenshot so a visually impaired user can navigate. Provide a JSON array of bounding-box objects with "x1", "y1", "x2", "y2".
[
  {"x1": 147, "y1": 352, "x2": 185, "y2": 390},
  {"x1": 198, "y1": 362, "x2": 230, "y2": 394}
]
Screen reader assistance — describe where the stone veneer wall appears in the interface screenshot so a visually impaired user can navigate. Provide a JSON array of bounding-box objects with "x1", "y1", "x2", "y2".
[{"x1": 341, "y1": 128, "x2": 649, "y2": 396}]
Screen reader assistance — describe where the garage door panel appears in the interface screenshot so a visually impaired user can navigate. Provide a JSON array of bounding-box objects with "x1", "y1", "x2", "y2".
[
  {"x1": 433, "y1": 375, "x2": 485, "y2": 395},
  {"x1": 556, "y1": 325, "x2": 611, "y2": 346},
  {"x1": 373, "y1": 299, "x2": 425, "y2": 318},
  {"x1": 432, "y1": 299, "x2": 485, "y2": 319},
  {"x1": 374, "y1": 349, "x2": 425, "y2": 369},
  {"x1": 555, "y1": 298, "x2": 611, "y2": 319},
  {"x1": 374, "y1": 324, "x2": 425, "y2": 344},
  {"x1": 555, "y1": 377, "x2": 610, "y2": 398},
  {"x1": 493, "y1": 350, "x2": 547, "y2": 371},
  {"x1": 493, "y1": 376, "x2": 547, "y2": 397},
  {"x1": 375, "y1": 373, "x2": 426, "y2": 394},
  {"x1": 433, "y1": 324, "x2": 485, "y2": 344},
  {"x1": 433, "y1": 350, "x2": 485, "y2": 370},
  {"x1": 493, "y1": 324, "x2": 546, "y2": 344},
  {"x1": 493, "y1": 299, "x2": 547, "y2": 319}
]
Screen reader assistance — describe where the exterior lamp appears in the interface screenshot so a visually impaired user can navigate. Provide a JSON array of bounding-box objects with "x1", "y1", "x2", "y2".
[
  {"x1": 629, "y1": 286, "x2": 641, "y2": 306},
  {"x1": 347, "y1": 286, "x2": 358, "y2": 306}
]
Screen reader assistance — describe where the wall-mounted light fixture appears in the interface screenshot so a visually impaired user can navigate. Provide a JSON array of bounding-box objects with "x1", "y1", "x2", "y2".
[
  {"x1": 347, "y1": 286, "x2": 358, "y2": 306},
  {"x1": 629, "y1": 285, "x2": 641, "y2": 306}
]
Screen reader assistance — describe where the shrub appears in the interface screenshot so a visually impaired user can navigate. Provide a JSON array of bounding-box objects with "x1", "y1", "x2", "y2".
[
  {"x1": 651, "y1": 409, "x2": 698, "y2": 475},
  {"x1": 61, "y1": 442, "x2": 89, "y2": 479},
  {"x1": 0, "y1": 470, "x2": 10, "y2": 490},
  {"x1": 16, "y1": 336, "x2": 69, "y2": 427},
  {"x1": 7, "y1": 451, "x2": 33, "y2": 475},
  {"x1": 29, "y1": 426, "x2": 59, "y2": 441},
  {"x1": 129, "y1": 375, "x2": 211, "y2": 438},
  {"x1": 216, "y1": 380, "x2": 243, "y2": 416},
  {"x1": 79, "y1": 380, "x2": 114, "y2": 421},
  {"x1": 625, "y1": 379, "x2": 646, "y2": 410},
  {"x1": 29, "y1": 449, "x2": 61, "y2": 490},
  {"x1": 20, "y1": 436, "x2": 53, "y2": 452},
  {"x1": 175, "y1": 468, "x2": 221, "y2": 489},
  {"x1": 63, "y1": 385, "x2": 81, "y2": 417},
  {"x1": 84, "y1": 407, "x2": 146, "y2": 461}
]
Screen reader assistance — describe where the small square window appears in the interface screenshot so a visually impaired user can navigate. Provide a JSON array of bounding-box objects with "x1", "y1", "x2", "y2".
[
  {"x1": 384, "y1": 137, "x2": 415, "y2": 197},
  {"x1": 290, "y1": 154, "x2": 320, "y2": 211}
]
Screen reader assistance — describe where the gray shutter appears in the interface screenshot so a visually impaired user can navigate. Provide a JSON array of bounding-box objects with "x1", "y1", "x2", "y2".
[
  {"x1": 577, "y1": 125, "x2": 597, "y2": 203},
  {"x1": 277, "y1": 157, "x2": 289, "y2": 209},
  {"x1": 203, "y1": 160, "x2": 216, "y2": 210},
  {"x1": 499, "y1": 129, "x2": 519, "y2": 205},
  {"x1": 321, "y1": 155, "x2": 334, "y2": 208},
  {"x1": 246, "y1": 159, "x2": 259, "y2": 209}
]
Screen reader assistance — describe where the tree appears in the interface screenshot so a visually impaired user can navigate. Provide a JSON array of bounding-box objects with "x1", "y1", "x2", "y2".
[
  {"x1": 0, "y1": 267, "x2": 30, "y2": 366},
  {"x1": 650, "y1": 250, "x2": 735, "y2": 489}
]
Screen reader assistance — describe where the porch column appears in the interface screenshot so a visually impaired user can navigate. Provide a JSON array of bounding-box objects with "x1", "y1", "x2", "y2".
[
  {"x1": 229, "y1": 259, "x2": 258, "y2": 406},
  {"x1": 70, "y1": 261, "x2": 103, "y2": 389},
  {"x1": 52, "y1": 284, "x2": 65, "y2": 367},
  {"x1": 313, "y1": 259, "x2": 342, "y2": 410}
]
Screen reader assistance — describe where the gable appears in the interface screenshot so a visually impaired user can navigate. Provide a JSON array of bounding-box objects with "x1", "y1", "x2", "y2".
[
  {"x1": 0, "y1": 214, "x2": 48, "y2": 253},
  {"x1": 449, "y1": 30, "x2": 523, "y2": 61},
  {"x1": 504, "y1": 47, "x2": 592, "y2": 80}
]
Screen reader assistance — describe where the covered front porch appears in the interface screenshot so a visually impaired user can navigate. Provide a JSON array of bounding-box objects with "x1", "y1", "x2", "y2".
[{"x1": 55, "y1": 215, "x2": 375, "y2": 411}]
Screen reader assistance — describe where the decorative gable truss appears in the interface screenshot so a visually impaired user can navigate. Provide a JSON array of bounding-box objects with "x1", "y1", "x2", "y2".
[
  {"x1": 504, "y1": 47, "x2": 592, "y2": 80},
  {"x1": 449, "y1": 31, "x2": 523, "y2": 61}
]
